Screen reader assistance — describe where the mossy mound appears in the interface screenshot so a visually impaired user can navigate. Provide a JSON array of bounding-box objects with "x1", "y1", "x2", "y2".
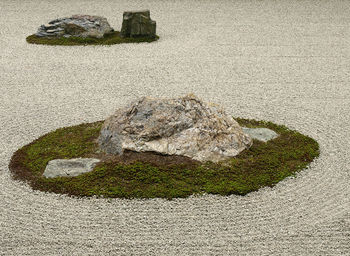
[
  {"x1": 9, "y1": 118, "x2": 319, "y2": 199},
  {"x1": 26, "y1": 31, "x2": 159, "y2": 46}
]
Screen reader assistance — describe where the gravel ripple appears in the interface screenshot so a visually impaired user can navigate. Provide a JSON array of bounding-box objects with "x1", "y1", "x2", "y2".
[{"x1": 0, "y1": 0, "x2": 349, "y2": 255}]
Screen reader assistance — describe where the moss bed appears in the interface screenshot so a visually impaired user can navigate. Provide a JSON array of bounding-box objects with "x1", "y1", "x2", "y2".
[
  {"x1": 26, "y1": 31, "x2": 159, "y2": 46},
  {"x1": 9, "y1": 118, "x2": 319, "y2": 199}
]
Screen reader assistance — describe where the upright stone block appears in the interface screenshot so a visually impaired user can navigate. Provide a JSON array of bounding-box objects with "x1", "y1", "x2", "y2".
[{"x1": 120, "y1": 10, "x2": 156, "y2": 38}]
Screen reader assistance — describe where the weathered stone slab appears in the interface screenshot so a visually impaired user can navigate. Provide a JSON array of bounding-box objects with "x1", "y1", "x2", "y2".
[
  {"x1": 35, "y1": 15, "x2": 114, "y2": 38},
  {"x1": 120, "y1": 10, "x2": 156, "y2": 38},
  {"x1": 43, "y1": 158, "x2": 100, "y2": 178},
  {"x1": 98, "y1": 94, "x2": 252, "y2": 162},
  {"x1": 242, "y1": 127, "x2": 279, "y2": 142}
]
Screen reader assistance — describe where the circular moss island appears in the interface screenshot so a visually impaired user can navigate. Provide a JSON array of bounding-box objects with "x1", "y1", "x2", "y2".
[
  {"x1": 26, "y1": 31, "x2": 159, "y2": 46},
  {"x1": 9, "y1": 118, "x2": 319, "y2": 199}
]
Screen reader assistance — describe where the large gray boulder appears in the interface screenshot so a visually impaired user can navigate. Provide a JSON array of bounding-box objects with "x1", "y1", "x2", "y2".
[
  {"x1": 43, "y1": 158, "x2": 100, "y2": 178},
  {"x1": 98, "y1": 94, "x2": 252, "y2": 162},
  {"x1": 35, "y1": 15, "x2": 114, "y2": 38},
  {"x1": 120, "y1": 10, "x2": 156, "y2": 38}
]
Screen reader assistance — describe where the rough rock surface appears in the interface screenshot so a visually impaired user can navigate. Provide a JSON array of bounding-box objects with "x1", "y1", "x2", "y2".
[
  {"x1": 35, "y1": 15, "x2": 114, "y2": 38},
  {"x1": 242, "y1": 127, "x2": 279, "y2": 142},
  {"x1": 120, "y1": 10, "x2": 156, "y2": 38},
  {"x1": 43, "y1": 158, "x2": 100, "y2": 178},
  {"x1": 98, "y1": 94, "x2": 252, "y2": 162}
]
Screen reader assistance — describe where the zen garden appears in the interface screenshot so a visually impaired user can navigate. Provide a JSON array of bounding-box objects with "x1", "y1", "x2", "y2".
[{"x1": 11, "y1": 10, "x2": 320, "y2": 200}]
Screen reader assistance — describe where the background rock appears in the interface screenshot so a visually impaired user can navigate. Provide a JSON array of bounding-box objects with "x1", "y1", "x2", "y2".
[
  {"x1": 120, "y1": 10, "x2": 156, "y2": 38},
  {"x1": 35, "y1": 15, "x2": 114, "y2": 38},
  {"x1": 98, "y1": 94, "x2": 252, "y2": 162}
]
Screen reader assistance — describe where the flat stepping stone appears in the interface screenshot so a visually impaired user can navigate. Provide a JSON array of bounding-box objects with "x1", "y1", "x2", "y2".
[
  {"x1": 242, "y1": 127, "x2": 279, "y2": 142},
  {"x1": 43, "y1": 158, "x2": 100, "y2": 178}
]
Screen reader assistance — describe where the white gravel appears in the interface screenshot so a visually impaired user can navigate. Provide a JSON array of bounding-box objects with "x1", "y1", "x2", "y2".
[{"x1": 0, "y1": 0, "x2": 349, "y2": 255}]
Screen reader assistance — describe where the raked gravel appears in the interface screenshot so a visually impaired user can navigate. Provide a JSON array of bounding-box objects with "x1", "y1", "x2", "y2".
[{"x1": 0, "y1": 0, "x2": 349, "y2": 255}]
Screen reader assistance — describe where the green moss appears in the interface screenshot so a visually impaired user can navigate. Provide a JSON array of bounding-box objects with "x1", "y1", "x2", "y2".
[
  {"x1": 26, "y1": 31, "x2": 159, "y2": 46},
  {"x1": 9, "y1": 118, "x2": 319, "y2": 199}
]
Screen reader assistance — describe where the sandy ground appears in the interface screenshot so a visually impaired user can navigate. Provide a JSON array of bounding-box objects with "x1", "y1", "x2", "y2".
[{"x1": 0, "y1": 0, "x2": 349, "y2": 255}]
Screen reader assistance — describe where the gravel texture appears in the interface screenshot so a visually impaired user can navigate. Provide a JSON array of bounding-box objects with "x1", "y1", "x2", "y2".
[{"x1": 0, "y1": 0, "x2": 349, "y2": 255}]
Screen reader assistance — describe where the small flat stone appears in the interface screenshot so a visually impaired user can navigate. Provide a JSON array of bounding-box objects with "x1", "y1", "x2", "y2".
[
  {"x1": 43, "y1": 158, "x2": 100, "y2": 178},
  {"x1": 242, "y1": 127, "x2": 279, "y2": 142}
]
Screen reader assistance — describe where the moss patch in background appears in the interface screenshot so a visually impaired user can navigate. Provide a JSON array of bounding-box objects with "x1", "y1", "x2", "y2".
[
  {"x1": 26, "y1": 31, "x2": 159, "y2": 46},
  {"x1": 9, "y1": 118, "x2": 319, "y2": 199}
]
